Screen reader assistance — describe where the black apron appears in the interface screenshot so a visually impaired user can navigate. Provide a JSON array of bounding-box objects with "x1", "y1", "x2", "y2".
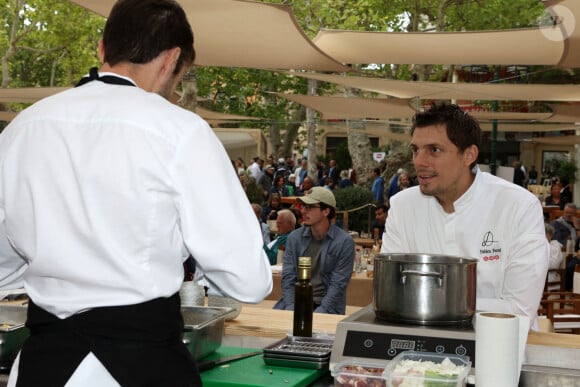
[{"x1": 16, "y1": 68, "x2": 201, "y2": 387}]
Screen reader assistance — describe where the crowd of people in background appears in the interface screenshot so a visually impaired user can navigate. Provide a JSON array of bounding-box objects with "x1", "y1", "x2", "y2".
[
  {"x1": 232, "y1": 155, "x2": 420, "y2": 212},
  {"x1": 235, "y1": 150, "x2": 579, "y2": 305}
]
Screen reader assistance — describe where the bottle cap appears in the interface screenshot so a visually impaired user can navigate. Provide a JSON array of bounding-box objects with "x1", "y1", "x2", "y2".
[{"x1": 298, "y1": 257, "x2": 311, "y2": 267}]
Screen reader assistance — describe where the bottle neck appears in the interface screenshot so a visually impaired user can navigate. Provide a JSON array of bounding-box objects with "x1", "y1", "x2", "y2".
[{"x1": 298, "y1": 266, "x2": 311, "y2": 281}]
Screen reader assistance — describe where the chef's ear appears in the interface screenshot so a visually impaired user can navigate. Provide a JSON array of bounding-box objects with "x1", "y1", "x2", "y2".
[
  {"x1": 463, "y1": 145, "x2": 478, "y2": 166},
  {"x1": 161, "y1": 47, "x2": 181, "y2": 76}
]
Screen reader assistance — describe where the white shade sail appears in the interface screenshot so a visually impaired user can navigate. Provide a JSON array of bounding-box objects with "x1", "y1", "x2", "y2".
[
  {"x1": 69, "y1": 0, "x2": 350, "y2": 72},
  {"x1": 274, "y1": 93, "x2": 415, "y2": 120},
  {"x1": 313, "y1": 28, "x2": 565, "y2": 66},
  {"x1": 285, "y1": 71, "x2": 580, "y2": 102},
  {"x1": 0, "y1": 87, "x2": 261, "y2": 124}
]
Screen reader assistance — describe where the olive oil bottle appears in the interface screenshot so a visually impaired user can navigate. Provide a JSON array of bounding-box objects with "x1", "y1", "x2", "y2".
[{"x1": 293, "y1": 256, "x2": 313, "y2": 337}]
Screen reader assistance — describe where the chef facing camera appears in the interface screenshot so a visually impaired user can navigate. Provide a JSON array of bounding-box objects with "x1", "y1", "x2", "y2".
[{"x1": 381, "y1": 102, "x2": 548, "y2": 330}]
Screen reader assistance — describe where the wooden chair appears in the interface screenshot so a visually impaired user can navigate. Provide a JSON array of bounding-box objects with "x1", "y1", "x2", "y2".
[
  {"x1": 549, "y1": 209, "x2": 580, "y2": 223},
  {"x1": 544, "y1": 268, "x2": 565, "y2": 292},
  {"x1": 539, "y1": 291, "x2": 580, "y2": 334}
]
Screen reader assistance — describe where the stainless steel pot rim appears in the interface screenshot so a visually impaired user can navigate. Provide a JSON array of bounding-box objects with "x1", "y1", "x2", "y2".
[
  {"x1": 374, "y1": 253, "x2": 478, "y2": 264},
  {"x1": 374, "y1": 313, "x2": 474, "y2": 326}
]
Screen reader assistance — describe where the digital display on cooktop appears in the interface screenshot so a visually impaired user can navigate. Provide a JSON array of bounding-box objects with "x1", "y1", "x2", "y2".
[
  {"x1": 343, "y1": 330, "x2": 476, "y2": 366},
  {"x1": 390, "y1": 338, "x2": 416, "y2": 351}
]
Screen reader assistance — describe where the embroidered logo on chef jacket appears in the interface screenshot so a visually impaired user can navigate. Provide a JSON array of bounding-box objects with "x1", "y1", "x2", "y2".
[{"x1": 480, "y1": 231, "x2": 501, "y2": 261}]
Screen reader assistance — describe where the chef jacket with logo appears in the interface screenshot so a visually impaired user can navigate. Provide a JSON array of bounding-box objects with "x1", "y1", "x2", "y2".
[{"x1": 382, "y1": 168, "x2": 549, "y2": 329}]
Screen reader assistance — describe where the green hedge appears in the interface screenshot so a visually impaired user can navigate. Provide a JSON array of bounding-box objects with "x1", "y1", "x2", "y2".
[{"x1": 333, "y1": 186, "x2": 374, "y2": 233}]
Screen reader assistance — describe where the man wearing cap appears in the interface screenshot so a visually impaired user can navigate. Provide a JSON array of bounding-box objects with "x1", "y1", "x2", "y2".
[
  {"x1": 274, "y1": 187, "x2": 355, "y2": 314},
  {"x1": 258, "y1": 164, "x2": 275, "y2": 201}
]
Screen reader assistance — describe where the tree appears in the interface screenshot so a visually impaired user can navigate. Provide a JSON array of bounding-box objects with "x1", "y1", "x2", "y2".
[
  {"x1": 0, "y1": 0, "x2": 103, "y2": 115},
  {"x1": 0, "y1": 0, "x2": 550, "y2": 170}
]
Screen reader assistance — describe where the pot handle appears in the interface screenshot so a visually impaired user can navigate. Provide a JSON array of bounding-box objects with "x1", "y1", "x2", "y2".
[{"x1": 401, "y1": 269, "x2": 443, "y2": 287}]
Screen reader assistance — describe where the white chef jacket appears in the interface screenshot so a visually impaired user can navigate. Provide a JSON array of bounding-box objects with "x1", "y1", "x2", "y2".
[
  {"x1": 0, "y1": 73, "x2": 272, "y2": 319},
  {"x1": 382, "y1": 168, "x2": 548, "y2": 329}
]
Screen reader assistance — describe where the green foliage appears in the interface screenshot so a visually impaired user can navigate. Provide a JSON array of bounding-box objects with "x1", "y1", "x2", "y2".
[
  {"x1": 245, "y1": 177, "x2": 264, "y2": 204},
  {"x1": 2, "y1": 0, "x2": 103, "y2": 88},
  {"x1": 334, "y1": 186, "x2": 373, "y2": 233},
  {"x1": 556, "y1": 159, "x2": 578, "y2": 184},
  {"x1": 441, "y1": 0, "x2": 544, "y2": 31},
  {"x1": 334, "y1": 141, "x2": 352, "y2": 171}
]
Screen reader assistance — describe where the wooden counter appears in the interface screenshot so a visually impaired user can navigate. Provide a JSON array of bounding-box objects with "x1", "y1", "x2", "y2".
[
  {"x1": 527, "y1": 329, "x2": 580, "y2": 348},
  {"x1": 266, "y1": 271, "x2": 373, "y2": 307},
  {"x1": 227, "y1": 300, "x2": 580, "y2": 350},
  {"x1": 225, "y1": 300, "x2": 361, "y2": 338}
]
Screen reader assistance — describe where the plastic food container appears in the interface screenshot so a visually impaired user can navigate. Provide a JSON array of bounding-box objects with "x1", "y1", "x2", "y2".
[
  {"x1": 332, "y1": 359, "x2": 388, "y2": 387},
  {"x1": 385, "y1": 351, "x2": 471, "y2": 387}
]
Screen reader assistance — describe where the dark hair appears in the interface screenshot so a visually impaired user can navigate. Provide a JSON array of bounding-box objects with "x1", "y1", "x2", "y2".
[
  {"x1": 375, "y1": 204, "x2": 389, "y2": 213},
  {"x1": 319, "y1": 203, "x2": 336, "y2": 221},
  {"x1": 411, "y1": 103, "x2": 481, "y2": 170},
  {"x1": 373, "y1": 167, "x2": 381, "y2": 175},
  {"x1": 290, "y1": 207, "x2": 302, "y2": 228},
  {"x1": 103, "y1": 0, "x2": 195, "y2": 74}
]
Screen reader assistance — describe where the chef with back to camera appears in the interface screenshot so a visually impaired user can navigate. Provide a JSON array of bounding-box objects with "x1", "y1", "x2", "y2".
[{"x1": 0, "y1": 0, "x2": 272, "y2": 386}]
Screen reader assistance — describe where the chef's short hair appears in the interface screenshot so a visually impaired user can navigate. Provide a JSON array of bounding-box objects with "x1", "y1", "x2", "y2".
[{"x1": 411, "y1": 103, "x2": 481, "y2": 170}]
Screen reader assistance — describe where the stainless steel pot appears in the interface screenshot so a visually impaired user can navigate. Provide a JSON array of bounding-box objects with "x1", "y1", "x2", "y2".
[{"x1": 373, "y1": 253, "x2": 477, "y2": 325}]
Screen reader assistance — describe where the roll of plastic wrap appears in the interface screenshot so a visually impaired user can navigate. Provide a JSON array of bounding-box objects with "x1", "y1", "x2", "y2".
[{"x1": 475, "y1": 312, "x2": 529, "y2": 387}]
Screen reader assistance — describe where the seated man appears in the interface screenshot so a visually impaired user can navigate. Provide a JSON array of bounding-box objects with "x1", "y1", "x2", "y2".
[
  {"x1": 545, "y1": 223, "x2": 563, "y2": 290},
  {"x1": 264, "y1": 209, "x2": 297, "y2": 265},
  {"x1": 274, "y1": 187, "x2": 355, "y2": 314},
  {"x1": 338, "y1": 170, "x2": 353, "y2": 188},
  {"x1": 371, "y1": 204, "x2": 388, "y2": 239},
  {"x1": 295, "y1": 176, "x2": 314, "y2": 196},
  {"x1": 552, "y1": 203, "x2": 579, "y2": 249},
  {"x1": 251, "y1": 203, "x2": 270, "y2": 244}
]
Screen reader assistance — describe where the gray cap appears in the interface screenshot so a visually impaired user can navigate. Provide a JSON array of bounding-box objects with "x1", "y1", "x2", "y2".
[{"x1": 298, "y1": 187, "x2": 336, "y2": 208}]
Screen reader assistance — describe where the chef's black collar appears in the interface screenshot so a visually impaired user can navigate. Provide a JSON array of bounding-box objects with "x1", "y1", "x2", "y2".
[{"x1": 75, "y1": 67, "x2": 136, "y2": 88}]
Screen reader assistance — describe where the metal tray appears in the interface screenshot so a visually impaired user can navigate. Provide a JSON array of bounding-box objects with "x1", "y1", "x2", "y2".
[
  {"x1": 263, "y1": 355, "x2": 329, "y2": 370},
  {"x1": 181, "y1": 306, "x2": 233, "y2": 360},
  {"x1": 0, "y1": 305, "x2": 29, "y2": 371},
  {"x1": 263, "y1": 336, "x2": 334, "y2": 359},
  {"x1": 264, "y1": 351, "x2": 330, "y2": 362}
]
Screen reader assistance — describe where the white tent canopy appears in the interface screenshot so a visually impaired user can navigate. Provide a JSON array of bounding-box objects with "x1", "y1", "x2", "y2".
[
  {"x1": 313, "y1": 27, "x2": 565, "y2": 66},
  {"x1": 69, "y1": 0, "x2": 350, "y2": 72},
  {"x1": 284, "y1": 71, "x2": 580, "y2": 102}
]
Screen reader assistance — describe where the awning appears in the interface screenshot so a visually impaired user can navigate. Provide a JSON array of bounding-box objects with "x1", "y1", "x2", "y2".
[
  {"x1": 530, "y1": 136, "x2": 580, "y2": 145},
  {"x1": 214, "y1": 131, "x2": 257, "y2": 148},
  {"x1": 313, "y1": 28, "x2": 564, "y2": 66},
  {"x1": 312, "y1": 0, "x2": 580, "y2": 68},
  {"x1": 274, "y1": 93, "x2": 415, "y2": 120},
  {"x1": 0, "y1": 87, "x2": 69, "y2": 103},
  {"x1": 273, "y1": 92, "x2": 579, "y2": 125},
  {"x1": 196, "y1": 106, "x2": 262, "y2": 124},
  {"x1": 69, "y1": 0, "x2": 350, "y2": 72},
  {"x1": 0, "y1": 87, "x2": 263, "y2": 123},
  {"x1": 284, "y1": 71, "x2": 580, "y2": 102}
]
